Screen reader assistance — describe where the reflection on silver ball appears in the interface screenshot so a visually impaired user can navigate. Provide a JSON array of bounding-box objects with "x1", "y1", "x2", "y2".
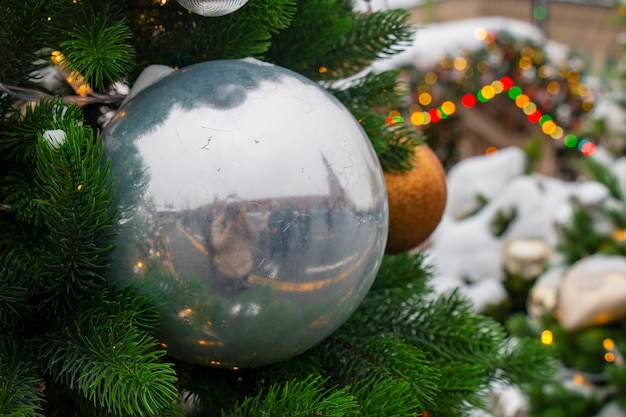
[
  {"x1": 175, "y1": 0, "x2": 248, "y2": 17},
  {"x1": 102, "y1": 58, "x2": 388, "y2": 368}
]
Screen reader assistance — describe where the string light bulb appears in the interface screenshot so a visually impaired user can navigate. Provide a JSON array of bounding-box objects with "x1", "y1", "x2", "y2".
[{"x1": 50, "y1": 51, "x2": 92, "y2": 96}]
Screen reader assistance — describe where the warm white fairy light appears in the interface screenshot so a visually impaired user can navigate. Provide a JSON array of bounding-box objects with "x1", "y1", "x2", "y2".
[{"x1": 50, "y1": 50, "x2": 92, "y2": 96}]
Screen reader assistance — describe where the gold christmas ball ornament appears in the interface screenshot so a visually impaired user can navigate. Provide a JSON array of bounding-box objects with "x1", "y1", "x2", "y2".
[{"x1": 384, "y1": 145, "x2": 447, "y2": 253}]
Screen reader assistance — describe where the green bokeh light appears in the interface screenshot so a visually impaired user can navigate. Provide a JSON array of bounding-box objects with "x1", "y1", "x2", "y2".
[{"x1": 534, "y1": 6, "x2": 548, "y2": 20}]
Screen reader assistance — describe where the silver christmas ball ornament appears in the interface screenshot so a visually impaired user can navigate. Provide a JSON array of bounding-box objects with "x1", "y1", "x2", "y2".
[
  {"x1": 175, "y1": 0, "x2": 248, "y2": 17},
  {"x1": 102, "y1": 58, "x2": 388, "y2": 369}
]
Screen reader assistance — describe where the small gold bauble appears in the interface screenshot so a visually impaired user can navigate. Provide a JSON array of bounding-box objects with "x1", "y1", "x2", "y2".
[{"x1": 384, "y1": 145, "x2": 447, "y2": 253}]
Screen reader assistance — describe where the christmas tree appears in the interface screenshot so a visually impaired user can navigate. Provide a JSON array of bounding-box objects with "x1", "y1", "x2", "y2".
[
  {"x1": 0, "y1": 1, "x2": 553, "y2": 416},
  {"x1": 507, "y1": 30, "x2": 626, "y2": 417}
]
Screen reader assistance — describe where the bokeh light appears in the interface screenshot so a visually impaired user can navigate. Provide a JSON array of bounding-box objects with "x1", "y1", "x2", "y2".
[
  {"x1": 533, "y1": 6, "x2": 548, "y2": 20},
  {"x1": 461, "y1": 94, "x2": 477, "y2": 108},
  {"x1": 424, "y1": 71, "x2": 438, "y2": 85},
  {"x1": 546, "y1": 80, "x2": 560, "y2": 94},
  {"x1": 441, "y1": 100, "x2": 456, "y2": 116},
  {"x1": 454, "y1": 57, "x2": 468, "y2": 71},
  {"x1": 419, "y1": 92, "x2": 432, "y2": 106},
  {"x1": 474, "y1": 26, "x2": 488, "y2": 40}
]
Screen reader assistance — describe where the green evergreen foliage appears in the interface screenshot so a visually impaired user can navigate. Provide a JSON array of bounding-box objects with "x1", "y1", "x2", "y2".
[
  {"x1": 556, "y1": 156, "x2": 626, "y2": 264},
  {"x1": 527, "y1": 381, "x2": 604, "y2": 417},
  {"x1": 0, "y1": 1, "x2": 555, "y2": 416},
  {"x1": 0, "y1": 336, "x2": 44, "y2": 417},
  {"x1": 59, "y1": 8, "x2": 135, "y2": 91}
]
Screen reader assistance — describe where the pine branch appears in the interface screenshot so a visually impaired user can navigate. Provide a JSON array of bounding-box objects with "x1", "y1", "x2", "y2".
[
  {"x1": 227, "y1": 375, "x2": 358, "y2": 417},
  {"x1": 0, "y1": 336, "x2": 44, "y2": 417},
  {"x1": 494, "y1": 337, "x2": 558, "y2": 386},
  {"x1": 128, "y1": 0, "x2": 296, "y2": 70},
  {"x1": 329, "y1": 69, "x2": 407, "y2": 109},
  {"x1": 369, "y1": 251, "x2": 433, "y2": 294},
  {"x1": 39, "y1": 316, "x2": 180, "y2": 417},
  {"x1": 319, "y1": 333, "x2": 440, "y2": 414},
  {"x1": 59, "y1": 8, "x2": 135, "y2": 91},
  {"x1": 0, "y1": 262, "x2": 34, "y2": 332},
  {"x1": 0, "y1": 1, "x2": 70, "y2": 111},
  {"x1": 557, "y1": 208, "x2": 613, "y2": 264},
  {"x1": 394, "y1": 290, "x2": 507, "y2": 365},
  {"x1": 267, "y1": 2, "x2": 414, "y2": 81},
  {"x1": 577, "y1": 156, "x2": 624, "y2": 201},
  {"x1": 31, "y1": 119, "x2": 116, "y2": 317},
  {"x1": 264, "y1": 0, "x2": 354, "y2": 78},
  {"x1": 84, "y1": 286, "x2": 162, "y2": 334},
  {"x1": 431, "y1": 361, "x2": 489, "y2": 416},
  {"x1": 320, "y1": 9, "x2": 415, "y2": 80}
]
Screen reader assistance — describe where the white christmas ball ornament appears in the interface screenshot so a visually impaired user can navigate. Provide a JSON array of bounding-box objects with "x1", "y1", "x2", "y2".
[
  {"x1": 175, "y1": 0, "x2": 248, "y2": 16},
  {"x1": 102, "y1": 58, "x2": 388, "y2": 368}
]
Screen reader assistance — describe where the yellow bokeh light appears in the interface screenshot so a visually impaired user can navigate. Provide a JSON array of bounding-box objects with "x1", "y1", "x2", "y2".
[
  {"x1": 318, "y1": 66, "x2": 328, "y2": 74},
  {"x1": 577, "y1": 84, "x2": 590, "y2": 97},
  {"x1": 410, "y1": 112, "x2": 424, "y2": 126},
  {"x1": 546, "y1": 81, "x2": 560, "y2": 95},
  {"x1": 604, "y1": 338, "x2": 616, "y2": 350},
  {"x1": 515, "y1": 94, "x2": 530, "y2": 108},
  {"x1": 441, "y1": 100, "x2": 456, "y2": 115},
  {"x1": 540, "y1": 330, "x2": 553, "y2": 345},
  {"x1": 613, "y1": 229, "x2": 626, "y2": 241},
  {"x1": 518, "y1": 57, "x2": 533, "y2": 70},
  {"x1": 440, "y1": 57, "x2": 453, "y2": 69},
  {"x1": 453, "y1": 57, "x2": 467, "y2": 71},
  {"x1": 551, "y1": 126, "x2": 564, "y2": 140},
  {"x1": 573, "y1": 374, "x2": 585, "y2": 385},
  {"x1": 567, "y1": 71, "x2": 580, "y2": 83},
  {"x1": 481, "y1": 85, "x2": 496, "y2": 100},
  {"x1": 605, "y1": 352, "x2": 616, "y2": 362},
  {"x1": 409, "y1": 103, "x2": 422, "y2": 114},
  {"x1": 542, "y1": 120, "x2": 557, "y2": 135},
  {"x1": 523, "y1": 102, "x2": 537, "y2": 115},
  {"x1": 582, "y1": 100, "x2": 594, "y2": 112},
  {"x1": 521, "y1": 47, "x2": 534, "y2": 58},
  {"x1": 388, "y1": 110, "x2": 401, "y2": 120},
  {"x1": 424, "y1": 71, "x2": 438, "y2": 85},
  {"x1": 418, "y1": 92, "x2": 432, "y2": 106},
  {"x1": 491, "y1": 80, "x2": 504, "y2": 94},
  {"x1": 136, "y1": 261, "x2": 144, "y2": 269},
  {"x1": 537, "y1": 65, "x2": 549, "y2": 78},
  {"x1": 474, "y1": 26, "x2": 488, "y2": 40}
]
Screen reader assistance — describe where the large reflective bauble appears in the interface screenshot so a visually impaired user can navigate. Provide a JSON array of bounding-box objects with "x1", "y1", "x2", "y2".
[{"x1": 102, "y1": 58, "x2": 388, "y2": 368}]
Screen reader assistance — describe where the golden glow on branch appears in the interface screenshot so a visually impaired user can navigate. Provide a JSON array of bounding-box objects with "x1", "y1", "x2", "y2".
[{"x1": 50, "y1": 51, "x2": 92, "y2": 96}]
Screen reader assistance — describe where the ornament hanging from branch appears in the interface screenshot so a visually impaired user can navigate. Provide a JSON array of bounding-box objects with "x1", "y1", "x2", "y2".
[
  {"x1": 102, "y1": 58, "x2": 388, "y2": 369},
  {"x1": 175, "y1": 0, "x2": 249, "y2": 17}
]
